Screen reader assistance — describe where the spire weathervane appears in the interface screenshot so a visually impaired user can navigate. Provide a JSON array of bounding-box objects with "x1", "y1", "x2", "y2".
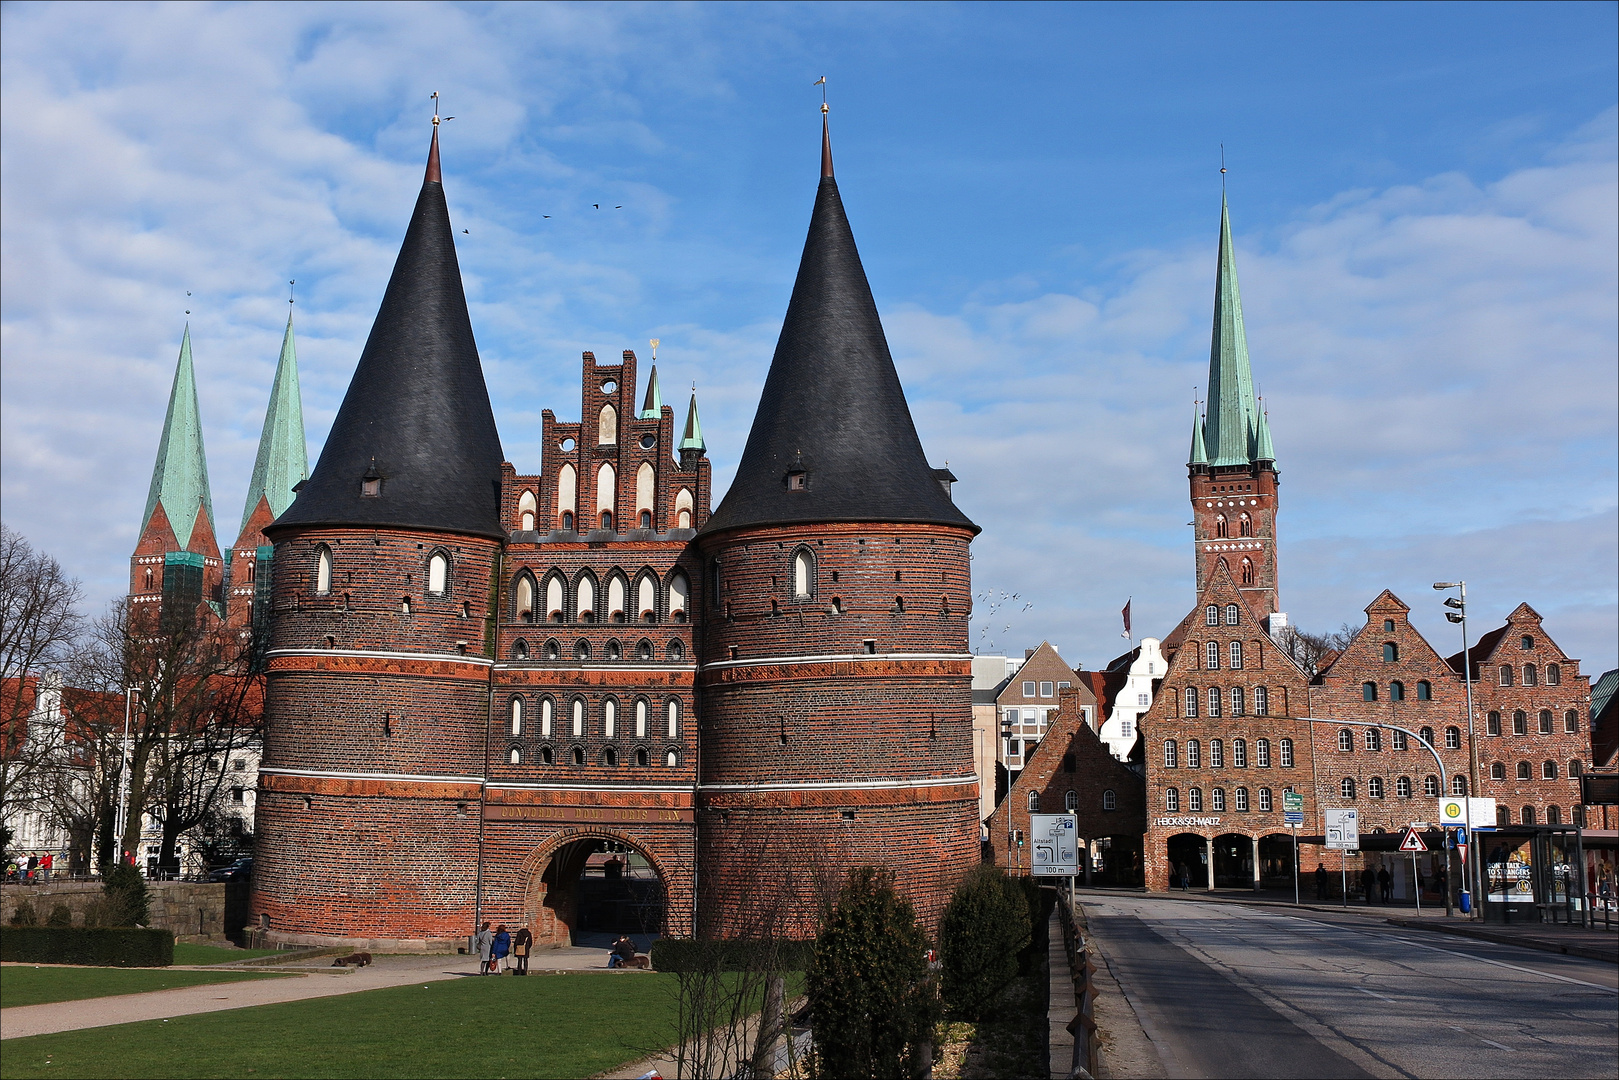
[
  {"x1": 289, "y1": 279, "x2": 295, "y2": 307},
  {"x1": 814, "y1": 75, "x2": 827, "y2": 114},
  {"x1": 650, "y1": 338, "x2": 659, "y2": 362},
  {"x1": 1220, "y1": 144, "x2": 1227, "y2": 190}
]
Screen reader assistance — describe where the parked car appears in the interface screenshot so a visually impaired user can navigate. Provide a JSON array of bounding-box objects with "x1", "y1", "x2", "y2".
[{"x1": 207, "y1": 857, "x2": 253, "y2": 882}]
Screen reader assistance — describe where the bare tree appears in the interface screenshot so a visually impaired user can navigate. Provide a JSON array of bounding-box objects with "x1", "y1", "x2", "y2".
[
  {"x1": 79, "y1": 595, "x2": 263, "y2": 872},
  {"x1": 1280, "y1": 622, "x2": 1356, "y2": 677},
  {"x1": 0, "y1": 523, "x2": 85, "y2": 846}
]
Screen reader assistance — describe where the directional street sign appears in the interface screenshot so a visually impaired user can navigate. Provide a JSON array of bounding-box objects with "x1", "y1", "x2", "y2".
[
  {"x1": 1325, "y1": 808, "x2": 1359, "y2": 850},
  {"x1": 1399, "y1": 829, "x2": 1428, "y2": 853},
  {"x1": 1029, "y1": 813, "x2": 1079, "y2": 876},
  {"x1": 1282, "y1": 790, "x2": 1304, "y2": 825}
]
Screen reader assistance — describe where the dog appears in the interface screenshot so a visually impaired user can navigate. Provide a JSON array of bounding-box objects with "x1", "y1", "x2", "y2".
[
  {"x1": 331, "y1": 951, "x2": 373, "y2": 968},
  {"x1": 624, "y1": 954, "x2": 649, "y2": 969}
]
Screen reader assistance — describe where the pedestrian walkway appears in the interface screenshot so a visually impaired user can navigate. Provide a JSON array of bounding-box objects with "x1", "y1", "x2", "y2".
[{"x1": 0, "y1": 944, "x2": 641, "y2": 1041}]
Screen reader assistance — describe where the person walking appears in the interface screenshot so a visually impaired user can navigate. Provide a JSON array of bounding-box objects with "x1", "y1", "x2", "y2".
[
  {"x1": 473, "y1": 921, "x2": 494, "y2": 974},
  {"x1": 512, "y1": 926, "x2": 532, "y2": 975},
  {"x1": 492, "y1": 924, "x2": 511, "y2": 974},
  {"x1": 1361, "y1": 865, "x2": 1377, "y2": 905},
  {"x1": 1377, "y1": 866, "x2": 1393, "y2": 904},
  {"x1": 1175, "y1": 862, "x2": 1190, "y2": 892},
  {"x1": 1315, "y1": 862, "x2": 1329, "y2": 901}
]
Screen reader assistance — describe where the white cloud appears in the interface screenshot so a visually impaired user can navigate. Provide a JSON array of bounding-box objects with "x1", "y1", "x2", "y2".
[{"x1": 1, "y1": 6, "x2": 1613, "y2": 679}]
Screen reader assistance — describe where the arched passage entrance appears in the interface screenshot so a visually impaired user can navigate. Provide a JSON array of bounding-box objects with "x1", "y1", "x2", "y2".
[
  {"x1": 1259, "y1": 834, "x2": 1297, "y2": 889},
  {"x1": 1166, "y1": 833, "x2": 1208, "y2": 889},
  {"x1": 522, "y1": 834, "x2": 668, "y2": 948},
  {"x1": 1212, "y1": 833, "x2": 1254, "y2": 888}
]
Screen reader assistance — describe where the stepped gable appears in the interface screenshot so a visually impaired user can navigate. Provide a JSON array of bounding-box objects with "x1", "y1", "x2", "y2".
[
  {"x1": 269, "y1": 124, "x2": 504, "y2": 540},
  {"x1": 702, "y1": 116, "x2": 976, "y2": 537}
]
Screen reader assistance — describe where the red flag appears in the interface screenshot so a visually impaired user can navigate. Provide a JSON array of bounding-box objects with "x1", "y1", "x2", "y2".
[{"x1": 1121, "y1": 599, "x2": 1132, "y2": 639}]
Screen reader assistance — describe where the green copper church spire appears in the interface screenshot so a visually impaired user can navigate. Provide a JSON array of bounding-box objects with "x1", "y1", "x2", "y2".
[
  {"x1": 1188, "y1": 403, "x2": 1208, "y2": 467},
  {"x1": 680, "y1": 391, "x2": 705, "y2": 452},
  {"x1": 1254, "y1": 400, "x2": 1275, "y2": 464},
  {"x1": 1202, "y1": 194, "x2": 1262, "y2": 468},
  {"x1": 141, "y1": 325, "x2": 216, "y2": 549},
  {"x1": 241, "y1": 313, "x2": 309, "y2": 532}
]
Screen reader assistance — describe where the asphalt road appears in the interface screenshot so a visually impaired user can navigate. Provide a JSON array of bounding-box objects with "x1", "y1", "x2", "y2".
[{"x1": 1082, "y1": 896, "x2": 1618, "y2": 1079}]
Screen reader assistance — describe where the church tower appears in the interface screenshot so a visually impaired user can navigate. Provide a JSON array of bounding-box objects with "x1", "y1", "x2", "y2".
[
  {"x1": 252, "y1": 117, "x2": 506, "y2": 947},
  {"x1": 130, "y1": 326, "x2": 223, "y2": 622},
  {"x1": 227, "y1": 312, "x2": 308, "y2": 636},
  {"x1": 1188, "y1": 195, "x2": 1281, "y2": 623},
  {"x1": 695, "y1": 114, "x2": 980, "y2": 934}
]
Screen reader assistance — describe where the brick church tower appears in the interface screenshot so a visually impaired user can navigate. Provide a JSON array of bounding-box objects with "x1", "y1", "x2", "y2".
[
  {"x1": 694, "y1": 114, "x2": 981, "y2": 934},
  {"x1": 129, "y1": 326, "x2": 225, "y2": 622},
  {"x1": 252, "y1": 117, "x2": 506, "y2": 946},
  {"x1": 1187, "y1": 195, "x2": 1281, "y2": 624}
]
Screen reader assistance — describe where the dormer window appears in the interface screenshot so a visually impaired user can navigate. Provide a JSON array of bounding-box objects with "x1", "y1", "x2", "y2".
[
  {"x1": 361, "y1": 463, "x2": 382, "y2": 497},
  {"x1": 786, "y1": 469, "x2": 807, "y2": 491}
]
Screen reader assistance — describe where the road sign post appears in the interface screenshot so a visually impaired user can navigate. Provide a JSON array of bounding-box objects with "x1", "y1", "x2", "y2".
[
  {"x1": 1283, "y1": 791, "x2": 1304, "y2": 905},
  {"x1": 1400, "y1": 828, "x2": 1428, "y2": 911},
  {"x1": 1326, "y1": 808, "x2": 1359, "y2": 907},
  {"x1": 1028, "y1": 814, "x2": 1079, "y2": 878}
]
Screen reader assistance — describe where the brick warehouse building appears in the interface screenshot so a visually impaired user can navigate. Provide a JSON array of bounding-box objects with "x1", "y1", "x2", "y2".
[
  {"x1": 242, "y1": 113, "x2": 980, "y2": 948},
  {"x1": 1134, "y1": 196, "x2": 1596, "y2": 896}
]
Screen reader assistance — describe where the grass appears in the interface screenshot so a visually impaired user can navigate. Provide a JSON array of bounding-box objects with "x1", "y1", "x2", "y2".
[
  {"x1": 171, "y1": 943, "x2": 285, "y2": 966},
  {"x1": 0, "y1": 972, "x2": 680, "y2": 1079},
  {"x1": 0, "y1": 966, "x2": 290, "y2": 1009}
]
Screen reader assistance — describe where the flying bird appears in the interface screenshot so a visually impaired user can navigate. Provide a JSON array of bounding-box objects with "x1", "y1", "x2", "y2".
[
  {"x1": 593, "y1": 204, "x2": 600, "y2": 209},
  {"x1": 462, "y1": 229, "x2": 469, "y2": 234}
]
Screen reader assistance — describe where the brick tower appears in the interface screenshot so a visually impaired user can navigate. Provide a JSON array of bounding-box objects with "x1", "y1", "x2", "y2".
[
  {"x1": 252, "y1": 117, "x2": 506, "y2": 948},
  {"x1": 694, "y1": 113, "x2": 981, "y2": 935},
  {"x1": 1187, "y1": 195, "x2": 1281, "y2": 623},
  {"x1": 130, "y1": 326, "x2": 224, "y2": 623}
]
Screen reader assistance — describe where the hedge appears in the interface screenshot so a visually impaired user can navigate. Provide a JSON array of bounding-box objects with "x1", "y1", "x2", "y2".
[
  {"x1": 649, "y1": 938, "x2": 814, "y2": 973},
  {"x1": 1, "y1": 926, "x2": 175, "y2": 967}
]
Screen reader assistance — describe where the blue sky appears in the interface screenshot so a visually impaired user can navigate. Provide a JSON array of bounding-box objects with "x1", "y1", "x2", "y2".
[{"x1": 2, "y1": 1, "x2": 1615, "y2": 675}]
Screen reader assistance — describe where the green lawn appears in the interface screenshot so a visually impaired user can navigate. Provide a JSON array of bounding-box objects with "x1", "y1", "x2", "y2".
[
  {"x1": 171, "y1": 942, "x2": 286, "y2": 966},
  {"x1": 0, "y1": 966, "x2": 290, "y2": 1009},
  {"x1": 0, "y1": 972, "x2": 679, "y2": 1079}
]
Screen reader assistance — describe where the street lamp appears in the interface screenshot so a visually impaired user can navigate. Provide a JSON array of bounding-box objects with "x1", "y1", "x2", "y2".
[{"x1": 1434, "y1": 582, "x2": 1480, "y2": 917}]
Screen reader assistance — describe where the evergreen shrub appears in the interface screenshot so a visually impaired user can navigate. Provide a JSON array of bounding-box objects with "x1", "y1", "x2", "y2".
[
  {"x1": 938, "y1": 863, "x2": 1030, "y2": 1021},
  {"x1": 101, "y1": 862, "x2": 150, "y2": 926},
  {"x1": 0, "y1": 926, "x2": 174, "y2": 966},
  {"x1": 807, "y1": 866, "x2": 935, "y2": 1080},
  {"x1": 9, "y1": 899, "x2": 38, "y2": 926},
  {"x1": 46, "y1": 903, "x2": 73, "y2": 927}
]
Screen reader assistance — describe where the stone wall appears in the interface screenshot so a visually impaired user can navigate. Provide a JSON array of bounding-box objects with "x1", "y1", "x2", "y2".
[{"x1": 1, "y1": 880, "x2": 228, "y2": 941}]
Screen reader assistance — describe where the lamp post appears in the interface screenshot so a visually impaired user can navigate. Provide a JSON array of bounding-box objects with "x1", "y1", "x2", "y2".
[
  {"x1": 1435, "y1": 582, "x2": 1479, "y2": 917},
  {"x1": 113, "y1": 686, "x2": 137, "y2": 867}
]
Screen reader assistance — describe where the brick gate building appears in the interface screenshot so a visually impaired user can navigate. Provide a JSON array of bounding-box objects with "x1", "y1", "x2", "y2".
[{"x1": 244, "y1": 112, "x2": 979, "y2": 948}]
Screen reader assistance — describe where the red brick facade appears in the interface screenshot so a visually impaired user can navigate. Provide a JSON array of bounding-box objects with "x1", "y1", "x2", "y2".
[
  {"x1": 695, "y1": 521, "x2": 980, "y2": 934},
  {"x1": 988, "y1": 688, "x2": 1146, "y2": 885}
]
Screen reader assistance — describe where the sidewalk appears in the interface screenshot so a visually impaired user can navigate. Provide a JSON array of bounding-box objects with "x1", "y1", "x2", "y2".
[
  {"x1": 1, "y1": 944, "x2": 642, "y2": 1040},
  {"x1": 1073, "y1": 886, "x2": 1618, "y2": 964}
]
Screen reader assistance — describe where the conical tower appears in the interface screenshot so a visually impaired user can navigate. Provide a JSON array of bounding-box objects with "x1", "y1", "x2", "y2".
[
  {"x1": 1187, "y1": 194, "x2": 1281, "y2": 620},
  {"x1": 252, "y1": 118, "x2": 507, "y2": 948},
  {"x1": 129, "y1": 325, "x2": 224, "y2": 621},
  {"x1": 228, "y1": 313, "x2": 309, "y2": 631},
  {"x1": 695, "y1": 113, "x2": 979, "y2": 936}
]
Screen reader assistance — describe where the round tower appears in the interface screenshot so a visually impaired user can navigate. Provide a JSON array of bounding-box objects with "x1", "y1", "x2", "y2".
[
  {"x1": 695, "y1": 116, "x2": 980, "y2": 936},
  {"x1": 252, "y1": 121, "x2": 506, "y2": 948}
]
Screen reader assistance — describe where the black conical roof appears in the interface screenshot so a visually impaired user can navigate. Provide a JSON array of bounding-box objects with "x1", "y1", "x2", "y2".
[
  {"x1": 269, "y1": 129, "x2": 504, "y2": 541},
  {"x1": 702, "y1": 129, "x2": 976, "y2": 537}
]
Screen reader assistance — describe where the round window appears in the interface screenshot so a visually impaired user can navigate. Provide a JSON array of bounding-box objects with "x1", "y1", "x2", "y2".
[
  {"x1": 559, "y1": 437, "x2": 575, "y2": 452},
  {"x1": 638, "y1": 433, "x2": 656, "y2": 450},
  {"x1": 602, "y1": 380, "x2": 617, "y2": 394}
]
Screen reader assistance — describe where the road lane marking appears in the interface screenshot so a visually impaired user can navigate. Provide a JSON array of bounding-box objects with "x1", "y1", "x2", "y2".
[
  {"x1": 1389, "y1": 938, "x2": 1618, "y2": 993},
  {"x1": 1356, "y1": 987, "x2": 1396, "y2": 1002},
  {"x1": 1447, "y1": 1025, "x2": 1514, "y2": 1052}
]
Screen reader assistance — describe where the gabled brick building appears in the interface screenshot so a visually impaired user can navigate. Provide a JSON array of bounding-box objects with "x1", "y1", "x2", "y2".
[{"x1": 1137, "y1": 194, "x2": 1596, "y2": 894}]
